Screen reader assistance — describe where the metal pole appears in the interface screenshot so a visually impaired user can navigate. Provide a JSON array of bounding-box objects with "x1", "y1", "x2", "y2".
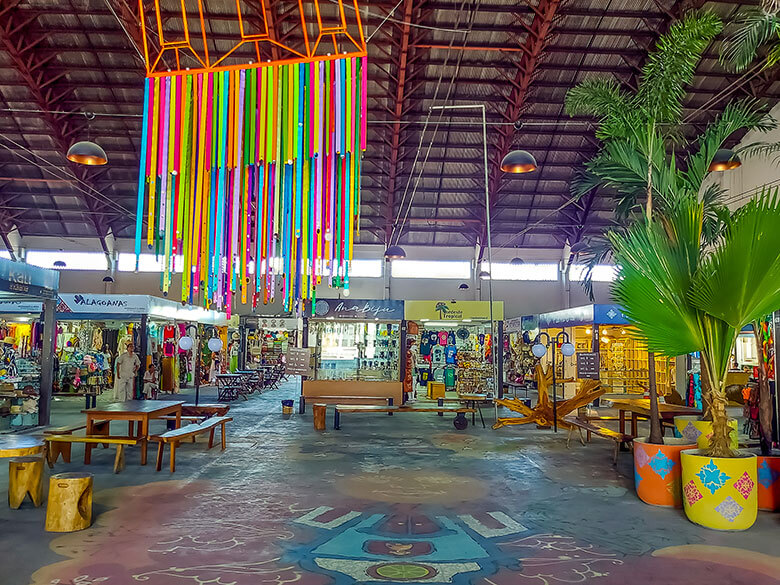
[
  {"x1": 137, "y1": 314, "x2": 148, "y2": 400},
  {"x1": 194, "y1": 333, "x2": 201, "y2": 406},
  {"x1": 552, "y1": 341, "x2": 558, "y2": 433},
  {"x1": 481, "y1": 105, "x2": 498, "y2": 398},
  {"x1": 38, "y1": 298, "x2": 56, "y2": 426}
]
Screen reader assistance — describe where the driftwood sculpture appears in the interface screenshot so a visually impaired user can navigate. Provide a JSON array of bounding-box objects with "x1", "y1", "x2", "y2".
[{"x1": 494, "y1": 364, "x2": 604, "y2": 429}]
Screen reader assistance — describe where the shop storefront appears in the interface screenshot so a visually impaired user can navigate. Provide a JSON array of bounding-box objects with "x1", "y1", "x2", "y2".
[
  {"x1": 307, "y1": 299, "x2": 405, "y2": 382},
  {"x1": 239, "y1": 315, "x2": 300, "y2": 370},
  {"x1": 405, "y1": 300, "x2": 504, "y2": 398},
  {"x1": 537, "y1": 304, "x2": 676, "y2": 398},
  {"x1": 503, "y1": 315, "x2": 537, "y2": 386},
  {"x1": 0, "y1": 258, "x2": 59, "y2": 428},
  {"x1": 0, "y1": 293, "x2": 228, "y2": 406}
]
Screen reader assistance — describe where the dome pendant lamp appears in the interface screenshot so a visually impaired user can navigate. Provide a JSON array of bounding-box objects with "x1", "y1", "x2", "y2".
[
  {"x1": 67, "y1": 141, "x2": 108, "y2": 166},
  {"x1": 384, "y1": 245, "x2": 406, "y2": 259},
  {"x1": 708, "y1": 149, "x2": 741, "y2": 172},
  {"x1": 501, "y1": 150, "x2": 538, "y2": 173}
]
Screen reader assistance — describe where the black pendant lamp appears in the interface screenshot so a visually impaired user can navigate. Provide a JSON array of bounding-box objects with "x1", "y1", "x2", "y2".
[
  {"x1": 67, "y1": 141, "x2": 108, "y2": 166},
  {"x1": 510, "y1": 257, "x2": 524, "y2": 265},
  {"x1": 708, "y1": 149, "x2": 741, "y2": 172},
  {"x1": 501, "y1": 150, "x2": 538, "y2": 173},
  {"x1": 384, "y1": 245, "x2": 406, "y2": 259}
]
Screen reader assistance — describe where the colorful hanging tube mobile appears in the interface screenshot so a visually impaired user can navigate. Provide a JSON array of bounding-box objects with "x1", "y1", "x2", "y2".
[{"x1": 134, "y1": 57, "x2": 367, "y2": 316}]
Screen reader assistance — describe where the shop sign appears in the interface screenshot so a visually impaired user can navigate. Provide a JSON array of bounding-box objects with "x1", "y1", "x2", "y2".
[
  {"x1": 0, "y1": 258, "x2": 59, "y2": 299},
  {"x1": 576, "y1": 352, "x2": 600, "y2": 379},
  {"x1": 593, "y1": 304, "x2": 630, "y2": 325},
  {"x1": 312, "y1": 299, "x2": 404, "y2": 320},
  {"x1": 504, "y1": 316, "x2": 524, "y2": 333},
  {"x1": 0, "y1": 300, "x2": 43, "y2": 313},
  {"x1": 539, "y1": 305, "x2": 593, "y2": 328},
  {"x1": 57, "y1": 294, "x2": 151, "y2": 314},
  {"x1": 286, "y1": 347, "x2": 312, "y2": 376},
  {"x1": 404, "y1": 300, "x2": 504, "y2": 321}
]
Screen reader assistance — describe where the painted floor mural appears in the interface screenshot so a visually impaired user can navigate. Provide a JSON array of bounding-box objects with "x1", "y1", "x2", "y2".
[{"x1": 2, "y1": 380, "x2": 779, "y2": 585}]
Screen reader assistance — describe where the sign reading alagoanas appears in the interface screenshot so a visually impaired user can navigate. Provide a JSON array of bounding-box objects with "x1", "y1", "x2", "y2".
[{"x1": 404, "y1": 300, "x2": 504, "y2": 321}]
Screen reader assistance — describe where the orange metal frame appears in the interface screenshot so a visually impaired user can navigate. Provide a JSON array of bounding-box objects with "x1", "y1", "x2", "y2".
[{"x1": 138, "y1": 0, "x2": 366, "y2": 77}]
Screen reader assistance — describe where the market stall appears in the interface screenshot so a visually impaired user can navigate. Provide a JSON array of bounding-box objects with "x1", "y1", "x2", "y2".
[
  {"x1": 0, "y1": 258, "x2": 59, "y2": 428},
  {"x1": 239, "y1": 315, "x2": 299, "y2": 370},
  {"x1": 537, "y1": 304, "x2": 676, "y2": 398},
  {"x1": 0, "y1": 293, "x2": 228, "y2": 405},
  {"x1": 503, "y1": 315, "x2": 538, "y2": 388},
  {"x1": 404, "y1": 300, "x2": 504, "y2": 399},
  {"x1": 301, "y1": 299, "x2": 405, "y2": 408}
]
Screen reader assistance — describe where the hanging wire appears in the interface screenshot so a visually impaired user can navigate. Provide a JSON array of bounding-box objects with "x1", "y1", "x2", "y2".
[
  {"x1": 389, "y1": 0, "x2": 484, "y2": 246},
  {"x1": 0, "y1": 133, "x2": 134, "y2": 217}
]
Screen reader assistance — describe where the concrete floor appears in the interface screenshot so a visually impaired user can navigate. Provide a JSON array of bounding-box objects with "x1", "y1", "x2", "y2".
[{"x1": 1, "y1": 378, "x2": 778, "y2": 585}]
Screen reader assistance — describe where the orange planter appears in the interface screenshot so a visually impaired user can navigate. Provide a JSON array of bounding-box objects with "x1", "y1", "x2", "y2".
[
  {"x1": 634, "y1": 437, "x2": 697, "y2": 507},
  {"x1": 757, "y1": 454, "x2": 780, "y2": 512}
]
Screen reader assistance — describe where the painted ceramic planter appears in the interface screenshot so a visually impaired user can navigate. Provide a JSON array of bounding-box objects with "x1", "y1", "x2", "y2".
[
  {"x1": 756, "y1": 454, "x2": 780, "y2": 512},
  {"x1": 680, "y1": 449, "x2": 757, "y2": 530},
  {"x1": 673, "y1": 416, "x2": 738, "y2": 450},
  {"x1": 634, "y1": 437, "x2": 697, "y2": 507}
]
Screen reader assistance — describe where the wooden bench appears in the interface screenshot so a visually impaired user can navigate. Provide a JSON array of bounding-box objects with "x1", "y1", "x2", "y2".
[
  {"x1": 151, "y1": 416, "x2": 232, "y2": 473},
  {"x1": 334, "y1": 405, "x2": 476, "y2": 430},
  {"x1": 43, "y1": 421, "x2": 111, "y2": 464},
  {"x1": 301, "y1": 395, "x2": 394, "y2": 413},
  {"x1": 44, "y1": 435, "x2": 138, "y2": 473},
  {"x1": 563, "y1": 415, "x2": 633, "y2": 464}
]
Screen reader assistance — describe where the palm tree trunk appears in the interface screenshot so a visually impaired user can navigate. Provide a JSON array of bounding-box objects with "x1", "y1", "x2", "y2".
[
  {"x1": 752, "y1": 321, "x2": 773, "y2": 456},
  {"x1": 647, "y1": 352, "x2": 664, "y2": 444},
  {"x1": 644, "y1": 129, "x2": 663, "y2": 445},
  {"x1": 702, "y1": 352, "x2": 735, "y2": 458}
]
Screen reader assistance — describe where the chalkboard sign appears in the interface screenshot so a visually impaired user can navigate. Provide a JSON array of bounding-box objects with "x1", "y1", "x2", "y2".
[
  {"x1": 576, "y1": 352, "x2": 600, "y2": 379},
  {"x1": 286, "y1": 348, "x2": 312, "y2": 376}
]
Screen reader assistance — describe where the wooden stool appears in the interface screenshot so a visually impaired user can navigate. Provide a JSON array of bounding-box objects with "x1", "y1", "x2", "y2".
[
  {"x1": 45, "y1": 472, "x2": 93, "y2": 532},
  {"x1": 313, "y1": 403, "x2": 327, "y2": 431},
  {"x1": 8, "y1": 457, "x2": 44, "y2": 509}
]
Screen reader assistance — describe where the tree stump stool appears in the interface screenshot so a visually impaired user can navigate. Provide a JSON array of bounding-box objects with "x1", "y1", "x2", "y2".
[
  {"x1": 45, "y1": 472, "x2": 93, "y2": 532},
  {"x1": 8, "y1": 456, "x2": 44, "y2": 509},
  {"x1": 313, "y1": 403, "x2": 327, "y2": 431}
]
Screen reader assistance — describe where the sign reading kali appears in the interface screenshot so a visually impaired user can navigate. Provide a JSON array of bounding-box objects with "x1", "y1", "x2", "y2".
[{"x1": 312, "y1": 299, "x2": 404, "y2": 320}]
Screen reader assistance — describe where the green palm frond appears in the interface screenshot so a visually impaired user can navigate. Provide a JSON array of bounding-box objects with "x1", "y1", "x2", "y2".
[
  {"x1": 608, "y1": 197, "x2": 705, "y2": 357},
  {"x1": 570, "y1": 234, "x2": 616, "y2": 301},
  {"x1": 734, "y1": 140, "x2": 780, "y2": 163},
  {"x1": 690, "y1": 190, "x2": 780, "y2": 329},
  {"x1": 700, "y1": 183, "x2": 731, "y2": 245},
  {"x1": 564, "y1": 78, "x2": 634, "y2": 141},
  {"x1": 637, "y1": 11, "x2": 722, "y2": 125},
  {"x1": 721, "y1": 6, "x2": 780, "y2": 71},
  {"x1": 683, "y1": 98, "x2": 776, "y2": 191}
]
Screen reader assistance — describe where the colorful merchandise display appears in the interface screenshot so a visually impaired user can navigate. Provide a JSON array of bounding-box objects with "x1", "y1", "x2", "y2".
[
  {"x1": 0, "y1": 319, "x2": 41, "y2": 429},
  {"x1": 134, "y1": 56, "x2": 368, "y2": 315}
]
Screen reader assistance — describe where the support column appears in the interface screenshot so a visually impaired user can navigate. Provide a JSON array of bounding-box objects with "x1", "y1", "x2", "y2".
[
  {"x1": 497, "y1": 320, "x2": 504, "y2": 399},
  {"x1": 137, "y1": 314, "x2": 148, "y2": 400},
  {"x1": 238, "y1": 322, "x2": 246, "y2": 370},
  {"x1": 38, "y1": 298, "x2": 56, "y2": 426}
]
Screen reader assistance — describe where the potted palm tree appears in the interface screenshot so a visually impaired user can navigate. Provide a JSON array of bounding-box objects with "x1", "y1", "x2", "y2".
[
  {"x1": 721, "y1": 0, "x2": 780, "y2": 512},
  {"x1": 565, "y1": 11, "x2": 780, "y2": 509},
  {"x1": 610, "y1": 191, "x2": 780, "y2": 530}
]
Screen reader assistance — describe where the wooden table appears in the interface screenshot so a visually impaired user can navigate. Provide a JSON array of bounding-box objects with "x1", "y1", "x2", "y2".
[
  {"x1": 82, "y1": 400, "x2": 184, "y2": 465},
  {"x1": 0, "y1": 435, "x2": 44, "y2": 458},
  {"x1": 609, "y1": 398, "x2": 700, "y2": 437}
]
